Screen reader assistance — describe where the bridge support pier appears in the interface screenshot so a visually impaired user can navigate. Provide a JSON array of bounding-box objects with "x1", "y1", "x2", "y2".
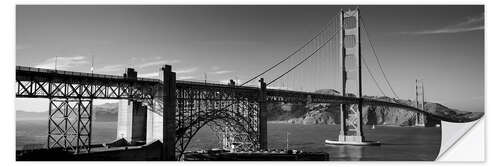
[
  {"x1": 258, "y1": 78, "x2": 268, "y2": 150},
  {"x1": 162, "y1": 65, "x2": 176, "y2": 161},
  {"x1": 116, "y1": 68, "x2": 148, "y2": 143},
  {"x1": 415, "y1": 113, "x2": 426, "y2": 127},
  {"x1": 325, "y1": 8, "x2": 379, "y2": 146},
  {"x1": 146, "y1": 98, "x2": 163, "y2": 143},
  {"x1": 117, "y1": 100, "x2": 147, "y2": 143},
  {"x1": 415, "y1": 79, "x2": 426, "y2": 127},
  {"x1": 47, "y1": 98, "x2": 93, "y2": 153}
]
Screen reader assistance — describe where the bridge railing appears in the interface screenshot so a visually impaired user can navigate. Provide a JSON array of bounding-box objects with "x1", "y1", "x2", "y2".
[
  {"x1": 176, "y1": 79, "x2": 261, "y2": 92},
  {"x1": 16, "y1": 66, "x2": 161, "y2": 83},
  {"x1": 17, "y1": 66, "x2": 262, "y2": 90}
]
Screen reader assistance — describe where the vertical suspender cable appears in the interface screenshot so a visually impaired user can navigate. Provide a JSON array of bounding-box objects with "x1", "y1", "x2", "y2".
[{"x1": 360, "y1": 16, "x2": 400, "y2": 99}]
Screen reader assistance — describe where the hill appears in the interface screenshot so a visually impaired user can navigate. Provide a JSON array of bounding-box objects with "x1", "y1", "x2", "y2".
[
  {"x1": 16, "y1": 103, "x2": 119, "y2": 122},
  {"x1": 269, "y1": 89, "x2": 483, "y2": 126},
  {"x1": 17, "y1": 90, "x2": 483, "y2": 126}
]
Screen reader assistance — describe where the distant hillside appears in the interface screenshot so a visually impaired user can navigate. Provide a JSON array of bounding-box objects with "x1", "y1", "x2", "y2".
[
  {"x1": 17, "y1": 90, "x2": 484, "y2": 126},
  {"x1": 17, "y1": 103, "x2": 119, "y2": 122},
  {"x1": 270, "y1": 89, "x2": 484, "y2": 126},
  {"x1": 93, "y1": 103, "x2": 119, "y2": 122}
]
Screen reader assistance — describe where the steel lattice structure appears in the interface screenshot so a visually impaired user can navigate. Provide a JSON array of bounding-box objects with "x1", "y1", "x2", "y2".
[
  {"x1": 174, "y1": 83, "x2": 261, "y2": 158},
  {"x1": 48, "y1": 98, "x2": 92, "y2": 153},
  {"x1": 218, "y1": 129, "x2": 255, "y2": 152},
  {"x1": 415, "y1": 79, "x2": 426, "y2": 126},
  {"x1": 15, "y1": 66, "x2": 436, "y2": 115},
  {"x1": 338, "y1": 9, "x2": 364, "y2": 142},
  {"x1": 16, "y1": 65, "x2": 458, "y2": 160},
  {"x1": 16, "y1": 66, "x2": 158, "y2": 100}
]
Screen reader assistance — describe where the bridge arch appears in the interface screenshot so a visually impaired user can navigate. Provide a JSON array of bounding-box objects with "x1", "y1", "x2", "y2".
[{"x1": 173, "y1": 85, "x2": 261, "y2": 159}]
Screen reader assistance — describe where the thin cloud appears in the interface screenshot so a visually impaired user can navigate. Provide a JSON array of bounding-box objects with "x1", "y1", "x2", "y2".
[
  {"x1": 178, "y1": 76, "x2": 195, "y2": 80},
  {"x1": 95, "y1": 64, "x2": 124, "y2": 73},
  {"x1": 136, "y1": 59, "x2": 181, "y2": 69},
  {"x1": 175, "y1": 67, "x2": 198, "y2": 74},
  {"x1": 139, "y1": 73, "x2": 196, "y2": 80},
  {"x1": 138, "y1": 72, "x2": 159, "y2": 78},
  {"x1": 95, "y1": 59, "x2": 180, "y2": 73},
  {"x1": 138, "y1": 67, "x2": 198, "y2": 79},
  {"x1": 219, "y1": 79, "x2": 229, "y2": 84},
  {"x1": 35, "y1": 56, "x2": 88, "y2": 70},
  {"x1": 211, "y1": 70, "x2": 233, "y2": 75},
  {"x1": 409, "y1": 26, "x2": 483, "y2": 35},
  {"x1": 403, "y1": 13, "x2": 484, "y2": 35}
]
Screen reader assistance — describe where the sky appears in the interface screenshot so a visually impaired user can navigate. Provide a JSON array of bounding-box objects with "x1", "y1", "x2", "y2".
[{"x1": 16, "y1": 5, "x2": 484, "y2": 113}]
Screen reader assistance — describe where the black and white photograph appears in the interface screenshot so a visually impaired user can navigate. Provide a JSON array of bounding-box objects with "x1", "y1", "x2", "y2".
[{"x1": 13, "y1": 4, "x2": 485, "y2": 162}]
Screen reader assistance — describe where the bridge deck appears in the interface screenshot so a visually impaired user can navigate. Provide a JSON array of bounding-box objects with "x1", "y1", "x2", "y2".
[{"x1": 15, "y1": 66, "x2": 468, "y2": 122}]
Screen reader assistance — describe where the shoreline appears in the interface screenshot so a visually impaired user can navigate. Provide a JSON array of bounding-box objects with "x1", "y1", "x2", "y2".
[{"x1": 266, "y1": 120, "x2": 434, "y2": 128}]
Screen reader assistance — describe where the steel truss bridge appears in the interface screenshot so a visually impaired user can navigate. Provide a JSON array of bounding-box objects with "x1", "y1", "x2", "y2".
[
  {"x1": 15, "y1": 65, "x2": 458, "y2": 159},
  {"x1": 15, "y1": 8, "x2": 473, "y2": 160}
]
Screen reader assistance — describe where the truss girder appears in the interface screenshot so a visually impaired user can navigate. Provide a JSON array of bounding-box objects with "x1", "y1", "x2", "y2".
[
  {"x1": 16, "y1": 67, "x2": 157, "y2": 100},
  {"x1": 16, "y1": 66, "x2": 452, "y2": 158},
  {"x1": 48, "y1": 98, "x2": 92, "y2": 154},
  {"x1": 173, "y1": 85, "x2": 260, "y2": 158}
]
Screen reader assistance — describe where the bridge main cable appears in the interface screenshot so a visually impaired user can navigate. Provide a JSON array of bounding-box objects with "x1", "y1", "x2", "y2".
[
  {"x1": 362, "y1": 56, "x2": 387, "y2": 97},
  {"x1": 360, "y1": 16, "x2": 400, "y2": 99},
  {"x1": 268, "y1": 28, "x2": 340, "y2": 86},
  {"x1": 240, "y1": 14, "x2": 339, "y2": 86}
]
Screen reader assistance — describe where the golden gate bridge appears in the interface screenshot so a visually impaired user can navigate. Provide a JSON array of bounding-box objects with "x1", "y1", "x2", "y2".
[{"x1": 15, "y1": 8, "x2": 476, "y2": 160}]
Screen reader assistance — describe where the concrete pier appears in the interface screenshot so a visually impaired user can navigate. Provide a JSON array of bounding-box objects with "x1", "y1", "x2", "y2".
[
  {"x1": 116, "y1": 68, "x2": 148, "y2": 143},
  {"x1": 117, "y1": 100, "x2": 147, "y2": 143},
  {"x1": 146, "y1": 99, "x2": 163, "y2": 143}
]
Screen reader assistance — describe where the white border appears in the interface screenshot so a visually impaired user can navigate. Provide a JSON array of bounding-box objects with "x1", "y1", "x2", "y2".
[{"x1": 3, "y1": 0, "x2": 494, "y2": 166}]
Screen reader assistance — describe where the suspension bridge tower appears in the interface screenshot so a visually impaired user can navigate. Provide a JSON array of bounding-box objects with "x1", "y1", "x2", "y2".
[
  {"x1": 325, "y1": 8, "x2": 380, "y2": 146},
  {"x1": 415, "y1": 79, "x2": 426, "y2": 127}
]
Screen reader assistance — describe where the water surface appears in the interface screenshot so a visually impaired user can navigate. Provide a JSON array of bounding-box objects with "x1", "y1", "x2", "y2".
[
  {"x1": 17, "y1": 121, "x2": 440, "y2": 161},
  {"x1": 186, "y1": 123, "x2": 441, "y2": 161}
]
